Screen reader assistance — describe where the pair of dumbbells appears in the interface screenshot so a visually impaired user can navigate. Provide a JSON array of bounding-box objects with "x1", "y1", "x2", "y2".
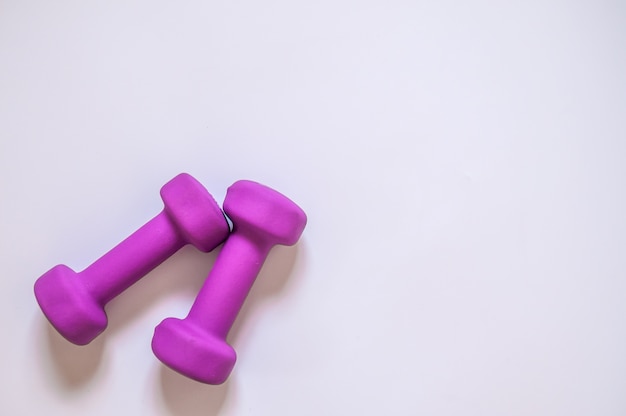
[{"x1": 34, "y1": 173, "x2": 306, "y2": 384}]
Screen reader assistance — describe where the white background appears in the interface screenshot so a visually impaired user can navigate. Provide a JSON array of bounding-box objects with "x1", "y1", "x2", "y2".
[{"x1": 1, "y1": 0, "x2": 625, "y2": 414}]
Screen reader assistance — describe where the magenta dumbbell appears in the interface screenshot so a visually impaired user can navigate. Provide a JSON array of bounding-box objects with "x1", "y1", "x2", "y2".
[
  {"x1": 34, "y1": 173, "x2": 230, "y2": 345},
  {"x1": 152, "y1": 180, "x2": 307, "y2": 384}
]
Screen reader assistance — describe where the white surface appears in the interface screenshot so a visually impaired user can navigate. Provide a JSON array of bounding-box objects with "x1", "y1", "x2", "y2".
[{"x1": 1, "y1": 0, "x2": 626, "y2": 414}]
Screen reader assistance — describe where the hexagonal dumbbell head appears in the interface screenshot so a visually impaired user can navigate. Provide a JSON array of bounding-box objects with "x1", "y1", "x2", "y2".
[
  {"x1": 152, "y1": 180, "x2": 307, "y2": 384},
  {"x1": 34, "y1": 173, "x2": 230, "y2": 345}
]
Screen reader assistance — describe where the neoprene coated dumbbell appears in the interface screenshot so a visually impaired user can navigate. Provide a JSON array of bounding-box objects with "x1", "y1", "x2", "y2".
[
  {"x1": 34, "y1": 173, "x2": 230, "y2": 345},
  {"x1": 151, "y1": 180, "x2": 307, "y2": 384}
]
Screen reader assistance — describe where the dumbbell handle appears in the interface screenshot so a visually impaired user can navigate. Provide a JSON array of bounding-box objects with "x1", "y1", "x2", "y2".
[
  {"x1": 187, "y1": 231, "x2": 272, "y2": 338},
  {"x1": 81, "y1": 211, "x2": 184, "y2": 305}
]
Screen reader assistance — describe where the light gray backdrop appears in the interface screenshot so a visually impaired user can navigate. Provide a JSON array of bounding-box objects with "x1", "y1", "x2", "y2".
[{"x1": 1, "y1": 0, "x2": 625, "y2": 414}]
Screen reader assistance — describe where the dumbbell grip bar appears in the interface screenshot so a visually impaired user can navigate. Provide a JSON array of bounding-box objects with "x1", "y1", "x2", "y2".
[
  {"x1": 83, "y1": 212, "x2": 184, "y2": 305},
  {"x1": 187, "y1": 231, "x2": 272, "y2": 338}
]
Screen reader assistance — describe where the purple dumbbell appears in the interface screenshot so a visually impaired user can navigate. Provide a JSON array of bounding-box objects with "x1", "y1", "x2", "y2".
[
  {"x1": 152, "y1": 180, "x2": 307, "y2": 384},
  {"x1": 34, "y1": 173, "x2": 230, "y2": 345}
]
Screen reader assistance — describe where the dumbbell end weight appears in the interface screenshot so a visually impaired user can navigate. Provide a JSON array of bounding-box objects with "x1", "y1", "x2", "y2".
[
  {"x1": 161, "y1": 173, "x2": 230, "y2": 252},
  {"x1": 34, "y1": 264, "x2": 107, "y2": 345},
  {"x1": 152, "y1": 317, "x2": 236, "y2": 384},
  {"x1": 223, "y1": 180, "x2": 307, "y2": 245}
]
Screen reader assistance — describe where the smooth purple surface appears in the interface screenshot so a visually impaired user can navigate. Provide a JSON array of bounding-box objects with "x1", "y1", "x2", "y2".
[
  {"x1": 152, "y1": 180, "x2": 307, "y2": 384},
  {"x1": 34, "y1": 173, "x2": 229, "y2": 345}
]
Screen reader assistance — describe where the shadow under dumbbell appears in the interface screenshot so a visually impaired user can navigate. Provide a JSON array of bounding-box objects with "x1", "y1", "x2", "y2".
[
  {"x1": 159, "y1": 365, "x2": 229, "y2": 416},
  {"x1": 43, "y1": 238, "x2": 306, "y2": 394},
  {"x1": 44, "y1": 244, "x2": 221, "y2": 388},
  {"x1": 157, "y1": 240, "x2": 306, "y2": 415},
  {"x1": 45, "y1": 320, "x2": 106, "y2": 387}
]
